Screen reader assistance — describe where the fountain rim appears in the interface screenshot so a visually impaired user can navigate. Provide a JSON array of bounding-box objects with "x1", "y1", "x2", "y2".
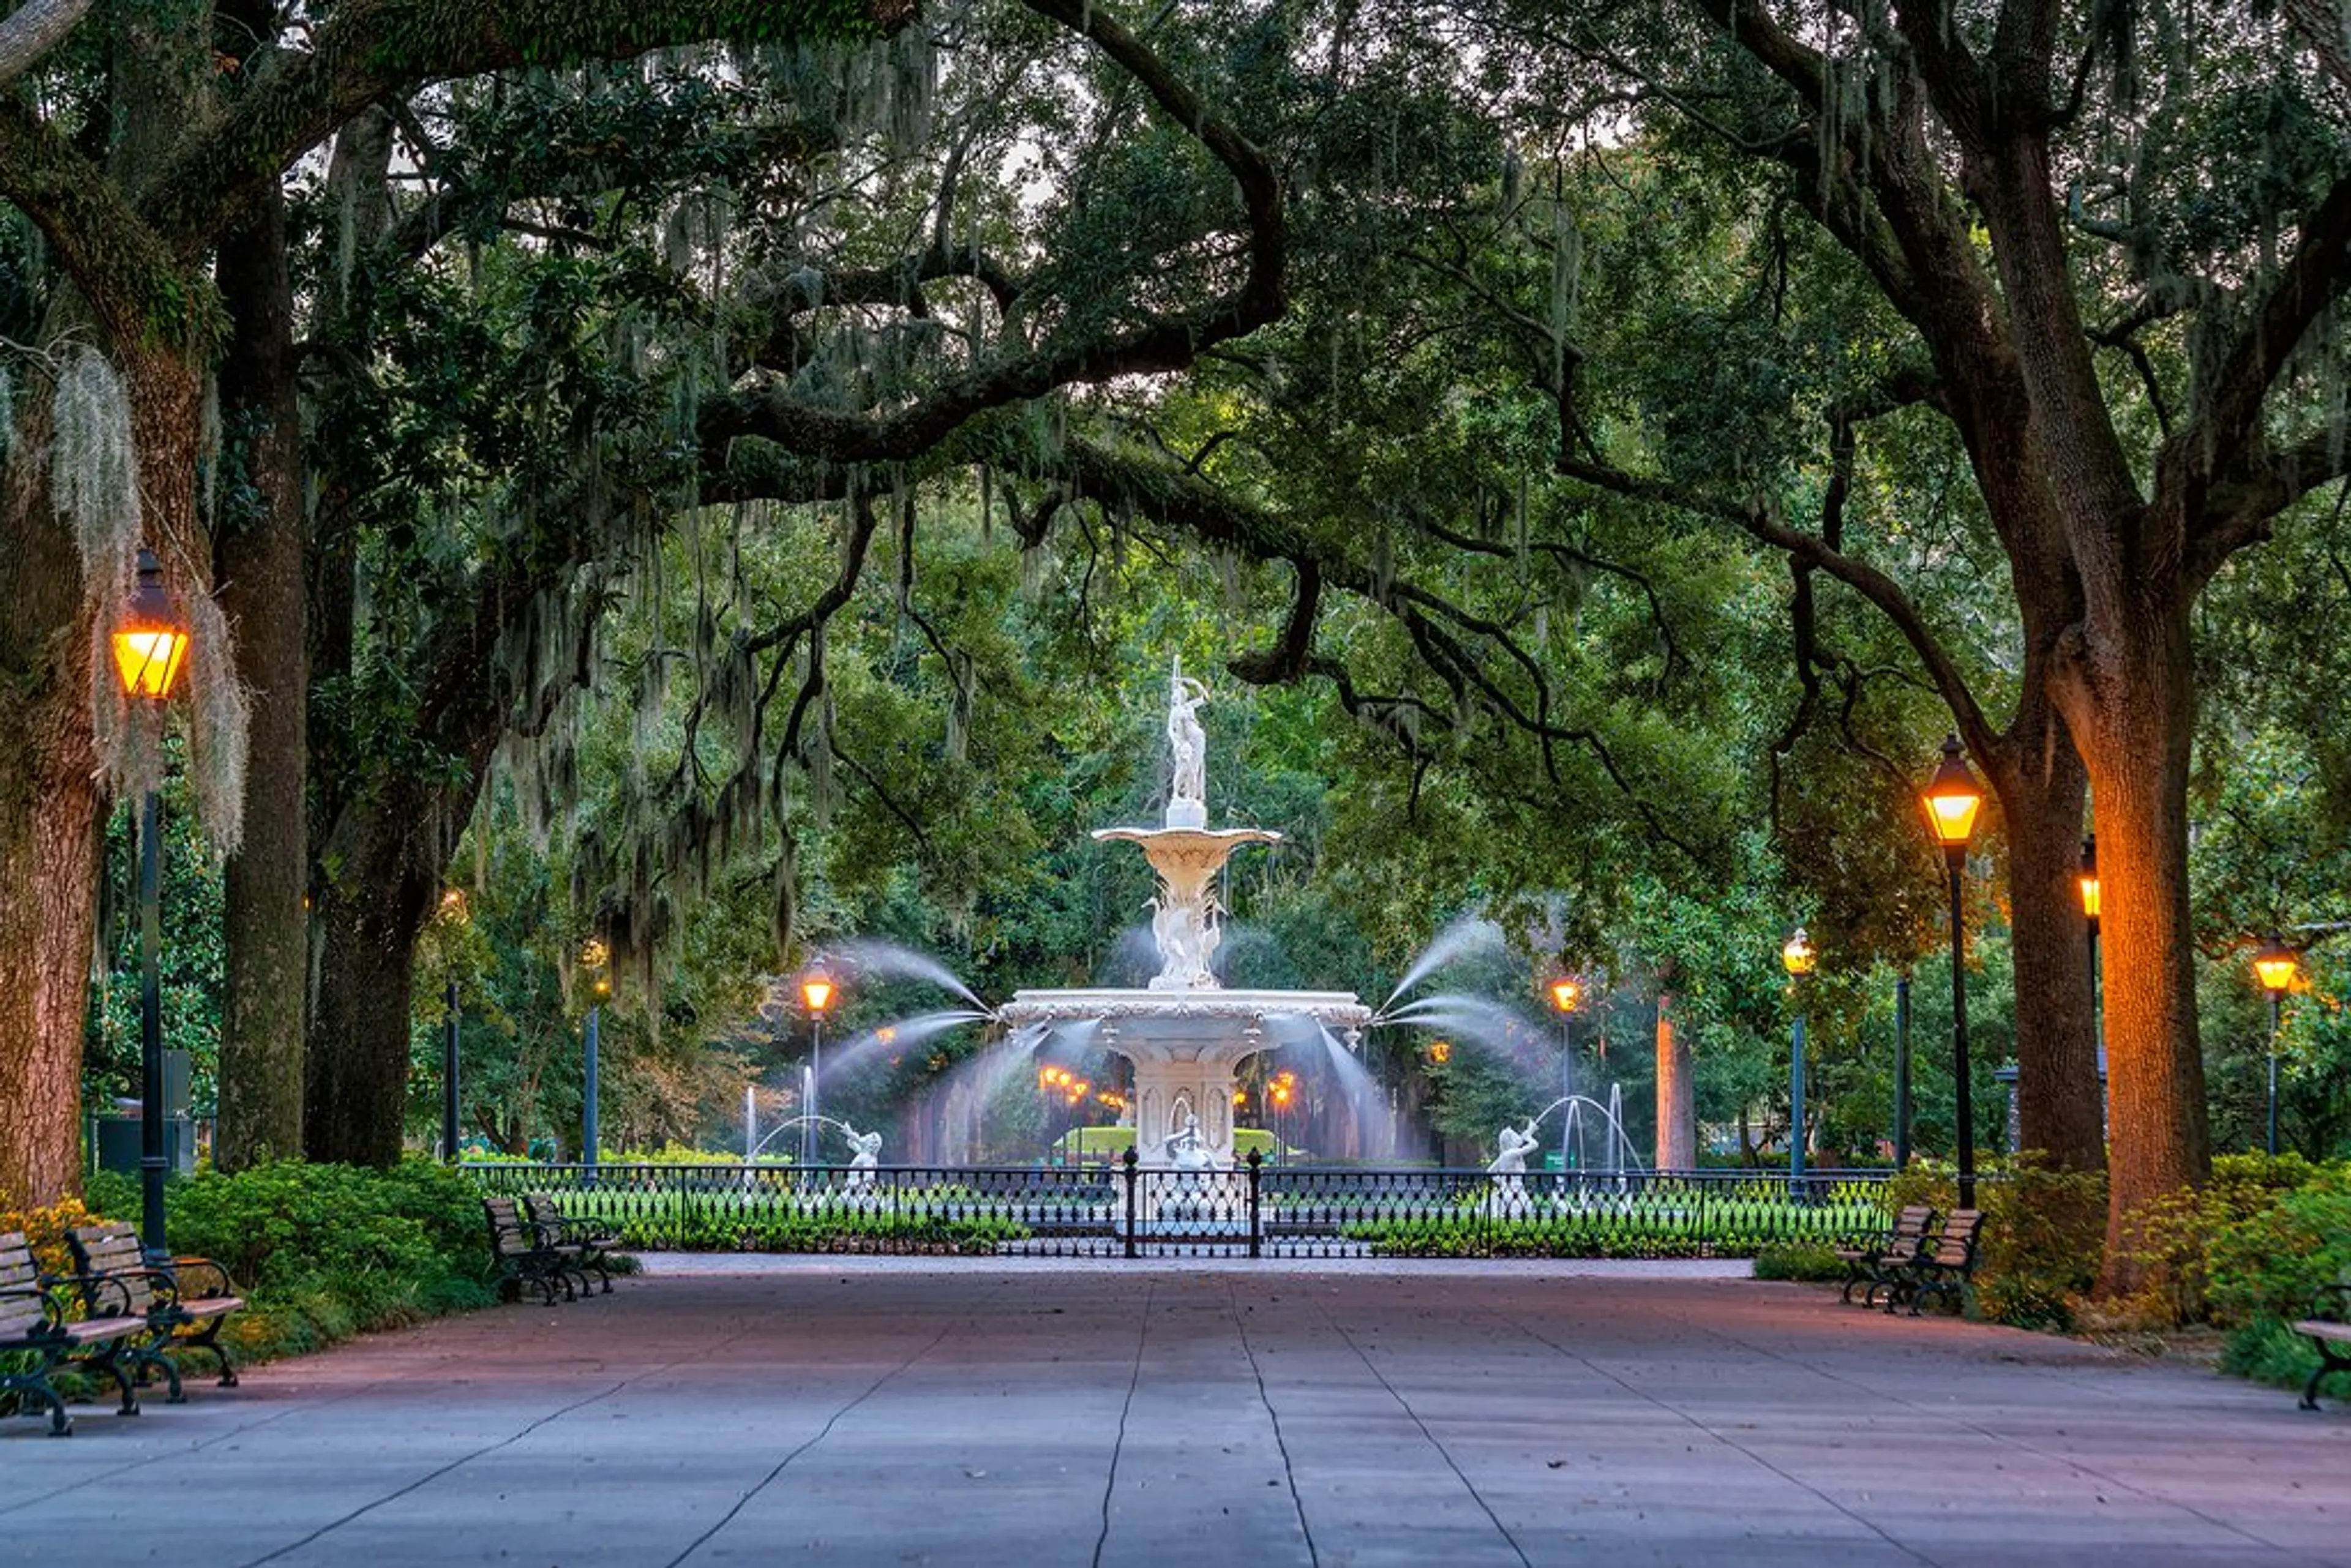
[
  {"x1": 997, "y1": 986, "x2": 1373, "y2": 1029},
  {"x1": 1089, "y1": 825, "x2": 1284, "y2": 847}
]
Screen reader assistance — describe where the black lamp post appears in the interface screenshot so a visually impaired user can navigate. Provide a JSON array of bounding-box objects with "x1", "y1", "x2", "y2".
[
  {"x1": 1922, "y1": 735, "x2": 1984, "y2": 1209},
  {"x1": 111, "y1": 549, "x2": 189, "y2": 1264},
  {"x1": 581, "y1": 938, "x2": 609, "y2": 1176},
  {"x1": 1893, "y1": 972, "x2": 1912, "y2": 1168},
  {"x1": 439, "y1": 888, "x2": 467, "y2": 1164},
  {"x1": 1781, "y1": 928, "x2": 1816, "y2": 1193},
  {"x1": 800, "y1": 969, "x2": 835, "y2": 1166},
  {"x1": 2253, "y1": 937, "x2": 2300, "y2": 1158},
  {"x1": 1548, "y1": 977, "x2": 1581, "y2": 1172}
]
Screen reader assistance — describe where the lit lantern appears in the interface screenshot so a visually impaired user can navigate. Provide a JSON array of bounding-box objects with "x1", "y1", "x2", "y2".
[
  {"x1": 1548, "y1": 977, "x2": 1582, "y2": 1015},
  {"x1": 111, "y1": 549, "x2": 189, "y2": 699},
  {"x1": 1922, "y1": 734, "x2": 1984, "y2": 853},
  {"x1": 2079, "y1": 836, "x2": 2100, "y2": 925},
  {"x1": 800, "y1": 971, "x2": 835, "y2": 1014},
  {"x1": 1780, "y1": 928, "x2": 1817, "y2": 977},
  {"x1": 2252, "y1": 937, "x2": 2300, "y2": 995}
]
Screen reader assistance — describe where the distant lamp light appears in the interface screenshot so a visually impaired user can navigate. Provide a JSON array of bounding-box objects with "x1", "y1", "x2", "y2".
[
  {"x1": 1922, "y1": 734, "x2": 1984, "y2": 853},
  {"x1": 2079, "y1": 835, "x2": 2100, "y2": 924},
  {"x1": 111, "y1": 549, "x2": 189, "y2": 699},
  {"x1": 800, "y1": 972, "x2": 835, "y2": 1014},
  {"x1": 2253, "y1": 937, "x2": 2300, "y2": 994},
  {"x1": 1781, "y1": 928, "x2": 1817, "y2": 977},
  {"x1": 1427, "y1": 1040, "x2": 1453, "y2": 1065},
  {"x1": 1548, "y1": 977, "x2": 1583, "y2": 1015}
]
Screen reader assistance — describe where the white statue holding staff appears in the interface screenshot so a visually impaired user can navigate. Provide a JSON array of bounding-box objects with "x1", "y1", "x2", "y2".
[{"x1": 1168, "y1": 656, "x2": 1209, "y2": 808}]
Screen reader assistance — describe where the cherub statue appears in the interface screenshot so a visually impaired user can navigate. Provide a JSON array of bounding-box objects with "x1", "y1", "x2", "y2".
[
  {"x1": 1488, "y1": 1121, "x2": 1540, "y2": 1177},
  {"x1": 843, "y1": 1123, "x2": 883, "y2": 1189}
]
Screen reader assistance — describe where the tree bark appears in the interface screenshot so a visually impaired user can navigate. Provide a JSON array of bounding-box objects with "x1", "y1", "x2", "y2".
[
  {"x1": 0, "y1": 452, "x2": 97, "y2": 1204},
  {"x1": 1654, "y1": 995, "x2": 1693, "y2": 1170},
  {"x1": 306, "y1": 833, "x2": 434, "y2": 1167},
  {"x1": 212, "y1": 181, "x2": 308, "y2": 1170},
  {"x1": 2060, "y1": 598, "x2": 2208, "y2": 1290},
  {"x1": 1981, "y1": 703, "x2": 2107, "y2": 1173}
]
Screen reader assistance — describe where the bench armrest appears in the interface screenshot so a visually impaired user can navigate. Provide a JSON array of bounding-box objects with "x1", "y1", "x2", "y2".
[{"x1": 169, "y1": 1255, "x2": 239, "y2": 1300}]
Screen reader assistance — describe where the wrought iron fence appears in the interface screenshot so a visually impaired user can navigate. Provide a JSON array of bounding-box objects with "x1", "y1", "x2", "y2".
[{"x1": 465, "y1": 1158, "x2": 1893, "y2": 1259}]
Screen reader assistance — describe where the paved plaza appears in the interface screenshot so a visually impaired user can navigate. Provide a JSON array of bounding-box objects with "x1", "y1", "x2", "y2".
[{"x1": 0, "y1": 1256, "x2": 2343, "y2": 1566}]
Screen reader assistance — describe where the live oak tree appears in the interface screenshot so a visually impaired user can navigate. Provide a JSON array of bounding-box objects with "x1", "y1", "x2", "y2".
[
  {"x1": 290, "y1": 0, "x2": 1286, "y2": 1163},
  {"x1": 0, "y1": 0, "x2": 921, "y2": 1203},
  {"x1": 1443, "y1": 0, "x2": 2351, "y2": 1283}
]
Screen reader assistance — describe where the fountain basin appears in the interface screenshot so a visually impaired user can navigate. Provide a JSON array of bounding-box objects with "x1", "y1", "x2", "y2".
[{"x1": 1002, "y1": 988, "x2": 1372, "y2": 1171}]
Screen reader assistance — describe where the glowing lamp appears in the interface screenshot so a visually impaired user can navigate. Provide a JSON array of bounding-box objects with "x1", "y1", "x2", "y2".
[
  {"x1": 2252, "y1": 937, "x2": 2300, "y2": 995},
  {"x1": 800, "y1": 972, "x2": 835, "y2": 1014},
  {"x1": 1427, "y1": 1040, "x2": 1452, "y2": 1065},
  {"x1": 111, "y1": 549, "x2": 189, "y2": 700},
  {"x1": 2079, "y1": 835, "x2": 2100, "y2": 923},
  {"x1": 1781, "y1": 928, "x2": 1816, "y2": 977},
  {"x1": 1922, "y1": 734, "x2": 1983, "y2": 851},
  {"x1": 1548, "y1": 977, "x2": 1582, "y2": 1015}
]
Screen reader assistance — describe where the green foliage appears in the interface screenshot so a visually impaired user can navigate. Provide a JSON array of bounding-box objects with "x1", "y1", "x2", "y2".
[
  {"x1": 1884, "y1": 1157, "x2": 2105, "y2": 1330},
  {"x1": 87, "y1": 1160, "x2": 494, "y2": 1362},
  {"x1": 1753, "y1": 1241, "x2": 1845, "y2": 1282}
]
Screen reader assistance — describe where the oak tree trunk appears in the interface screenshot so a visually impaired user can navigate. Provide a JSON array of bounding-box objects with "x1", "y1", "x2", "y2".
[
  {"x1": 1986, "y1": 718, "x2": 2107, "y2": 1173},
  {"x1": 306, "y1": 844, "x2": 433, "y2": 1167},
  {"x1": 2068, "y1": 601, "x2": 2208, "y2": 1291},
  {"x1": 212, "y1": 184, "x2": 308, "y2": 1170}
]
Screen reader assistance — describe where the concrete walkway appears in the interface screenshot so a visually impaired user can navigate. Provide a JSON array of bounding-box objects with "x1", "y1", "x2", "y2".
[{"x1": 1, "y1": 1256, "x2": 2342, "y2": 1567}]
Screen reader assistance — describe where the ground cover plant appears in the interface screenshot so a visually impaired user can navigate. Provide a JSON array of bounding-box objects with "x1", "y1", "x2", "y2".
[{"x1": 70, "y1": 1160, "x2": 498, "y2": 1362}]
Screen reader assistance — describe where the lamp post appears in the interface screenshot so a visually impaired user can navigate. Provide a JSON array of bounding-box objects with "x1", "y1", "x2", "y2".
[
  {"x1": 2078, "y1": 835, "x2": 2101, "y2": 1008},
  {"x1": 1548, "y1": 977, "x2": 1582, "y2": 1172},
  {"x1": 2253, "y1": 937, "x2": 2300, "y2": 1158},
  {"x1": 1781, "y1": 928, "x2": 1816, "y2": 1193},
  {"x1": 1922, "y1": 735, "x2": 1984, "y2": 1209},
  {"x1": 800, "y1": 969, "x2": 835, "y2": 1166},
  {"x1": 1270, "y1": 1072, "x2": 1295, "y2": 1166},
  {"x1": 1893, "y1": 972, "x2": 1912, "y2": 1168},
  {"x1": 112, "y1": 549, "x2": 190, "y2": 1264},
  {"x1": 439, "y1": 888, "x2": 468, "y2": 1165},
  {"x1": 580, "y1": 939, "x2": 609, "y2": 1175}
]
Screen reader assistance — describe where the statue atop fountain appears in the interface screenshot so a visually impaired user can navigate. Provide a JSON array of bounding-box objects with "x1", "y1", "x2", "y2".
[{"x1": 1166, "y1": 657, "x2": 1210, "y2": 828}]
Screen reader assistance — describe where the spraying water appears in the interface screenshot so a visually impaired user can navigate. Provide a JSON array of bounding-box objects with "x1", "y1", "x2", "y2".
[
  {"x1": 1381, "y1": 916, "x2": 1507, "y2": 1013},
  {"x1": 828, "y1": 937, "x2": 990, "y2": 1011},
  {"x1": 817, "y1": 1009, "x2": 991, "y2": 1084}
]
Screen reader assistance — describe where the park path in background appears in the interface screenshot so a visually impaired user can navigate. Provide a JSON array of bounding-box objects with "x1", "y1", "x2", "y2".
[{"x1": 0, "y1": 1257, "x2": 2341, "y2": 1567}]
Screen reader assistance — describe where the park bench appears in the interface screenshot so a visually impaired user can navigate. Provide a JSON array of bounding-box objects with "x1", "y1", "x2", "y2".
[
  {"x1": 0, "y1": 1231, "x2": 143, "y2": 1436},
  {"x1": 520, "y1": 1194, "x2": 619, "y2": 1296},
  {"x1": 1836, "y1": 1204, "x2": 1937, "y2": 1306},
  {"x1": 63, "y1": 1222, "x2": 244, "y2": 1402},
  {"x1": 484, "y1": 1196, "x2": 576, "y2": 1304},
  {"x1": 1891, "y1": 1208, "x2": 1984, "y2": 1316},
  {"x1": 2294, "y1": 1282, "x2": 2351, "y2": 1411}
]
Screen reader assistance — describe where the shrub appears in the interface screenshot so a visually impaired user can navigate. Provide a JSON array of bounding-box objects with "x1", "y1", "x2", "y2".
[
  {"x1": 86, "y1": 1159, "x2": 495, "y2": 1364},
  {"x1": 1878, "y1": 1155, "x2": 2105, "y2": 1330},
  {"x1": 0, "y1": 1192, "x2": 111, "y2": 1281},
  {"x1": 1754, "y1": 1242, "x2": 1845, "y2": 1282}
]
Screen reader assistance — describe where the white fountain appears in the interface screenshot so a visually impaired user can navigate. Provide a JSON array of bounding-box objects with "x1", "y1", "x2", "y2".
[{"x1": 996, "y1": 658, "x2": 1373, "y2": 1169}]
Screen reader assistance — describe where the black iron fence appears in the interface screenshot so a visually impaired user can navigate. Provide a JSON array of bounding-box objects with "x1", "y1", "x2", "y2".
[{"x1": 464, "y1": 1157, "x2": 1894, "y2": 1260}]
